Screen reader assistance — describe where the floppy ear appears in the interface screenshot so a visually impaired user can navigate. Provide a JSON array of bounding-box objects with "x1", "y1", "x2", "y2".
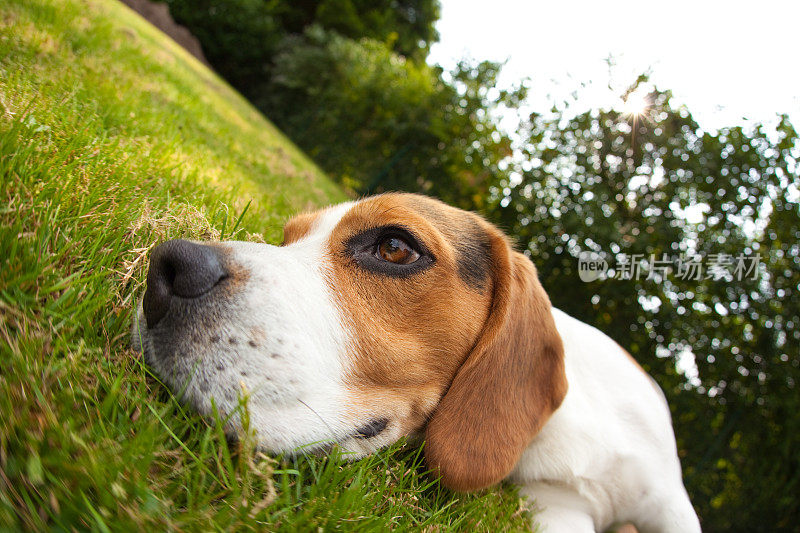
[{"x1": 424, "y1": 227, "x2": 568, "y2": 492}]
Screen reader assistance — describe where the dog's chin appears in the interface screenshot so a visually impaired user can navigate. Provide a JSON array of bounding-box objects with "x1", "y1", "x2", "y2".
[{"x1": 131, "y1": 303, "x2": 403, "y2": 459}]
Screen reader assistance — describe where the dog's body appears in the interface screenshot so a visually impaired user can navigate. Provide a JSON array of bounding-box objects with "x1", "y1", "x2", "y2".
[
  {"x1": 133, "y1": 193, "x2": 700, "y2": 532},
  {"x1": 509, "y1": 309, "x2": 698, "y2": 532}
]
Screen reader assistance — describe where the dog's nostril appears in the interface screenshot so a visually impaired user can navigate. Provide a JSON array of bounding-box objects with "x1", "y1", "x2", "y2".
[
  {"x1": 161, "y1": 240, "x2": 227, "y2": 298},
  {"x1": 163, "y1": 262, "x2": 177, "y2": 288},
  {"x1": 142, "y1": 239, "x2": 228, "y2": 328}
]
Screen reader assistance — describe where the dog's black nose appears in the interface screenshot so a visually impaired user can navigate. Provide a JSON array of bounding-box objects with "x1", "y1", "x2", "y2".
[{"x1": 142, "y1": 239, "x2": 227, "y2": 328}]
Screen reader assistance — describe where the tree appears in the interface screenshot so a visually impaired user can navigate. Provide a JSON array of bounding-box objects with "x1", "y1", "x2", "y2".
[
  {"x1": 260, "y1": 28, "x2": 522, "y2": 208},
  {"x1": 163, "y1": 0, "x2": 283, "y2": 94},
  {"x1": 311, "y1": 0, "x2": 439, "y2": 62},
  {"x1": 163, "y1": 0, "x2": 439, "y2": 98},
  {"x1": 488, "y1": 79, "x2": 800, "y2": 530},
  {"x1": 162, "y1": 0, "x2": 515, "y2": 206}
]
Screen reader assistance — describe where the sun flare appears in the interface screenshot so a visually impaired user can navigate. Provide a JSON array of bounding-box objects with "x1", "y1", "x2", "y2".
[{"x1": 621, "y1": 89, "x2": 650, "y2": 117}]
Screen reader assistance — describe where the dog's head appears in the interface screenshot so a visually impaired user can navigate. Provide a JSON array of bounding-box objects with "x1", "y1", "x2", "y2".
[{"x1": 133, "y1": 193, "x2": 567, "y2": 490}]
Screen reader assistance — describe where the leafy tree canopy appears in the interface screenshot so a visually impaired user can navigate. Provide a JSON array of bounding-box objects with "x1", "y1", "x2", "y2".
[
  {"x1": 164, "y1": 0, "x2": 439, "y2": 91},
  {"x1": 261, "y1": 27, "x2": 522, "y2": 208},
  {"x1": 488, "y1": 79, "x2": 800, "y2": 530},
  {"x1": 164, "y1": 0, "x2": 512, "y2": 205}
]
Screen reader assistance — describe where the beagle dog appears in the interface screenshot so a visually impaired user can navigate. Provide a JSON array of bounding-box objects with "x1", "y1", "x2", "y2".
[{"x1": 132, "y1": 193, "x2": 701, "y2": 532}]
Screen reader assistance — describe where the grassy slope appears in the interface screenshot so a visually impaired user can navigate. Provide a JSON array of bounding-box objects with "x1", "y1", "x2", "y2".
[{"x1": 0, "y1": 0, "x2": 529, "y2": 530}]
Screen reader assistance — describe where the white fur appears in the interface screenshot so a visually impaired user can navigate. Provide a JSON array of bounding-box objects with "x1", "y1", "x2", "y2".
[
  {"x1": 216, "y1": 202, "x2": 364, "y2": 451},
  {"x1": 135, "y1": 202, "x2": 368, "y2": 453},
  {"x1": 509, "y1": 309, "x2": 701, "y2": 532}
]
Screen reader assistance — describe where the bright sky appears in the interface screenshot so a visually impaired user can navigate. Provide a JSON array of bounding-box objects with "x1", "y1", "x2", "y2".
[
  {"x1": 428, "y1": 0, "x2": 800, "y2": 131},
  {"x1": 428, "y1": 1, "x2": 799, "y2": 384}
]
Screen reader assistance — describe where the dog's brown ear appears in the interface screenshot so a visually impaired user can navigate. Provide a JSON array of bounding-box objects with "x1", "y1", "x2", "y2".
[{"x1": 424, "y1": 227, "x2": 568, "y2": 492}]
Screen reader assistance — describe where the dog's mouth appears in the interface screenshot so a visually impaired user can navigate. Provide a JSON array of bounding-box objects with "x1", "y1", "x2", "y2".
[
  {"x1": 133, "y1": 305, "x2": 395, "y2": 456},
  {"x1": 353, "y1": 417, "x2": 389, "y2": 439},
  {"x1": 298, "y1": 417, "x2": 393, "y2": 456}
]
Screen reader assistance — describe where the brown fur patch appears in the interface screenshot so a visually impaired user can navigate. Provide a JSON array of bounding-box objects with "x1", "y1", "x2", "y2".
[
  {"x1": 424, "y1": 227, "x2": 568, "y2": 491},
  {"x1": 326, "y1": 194, "x2": 495, "y2": 436},
  {"x1": 319, "y1": 193, "x2": 567, "y2": 490},
  {"x1": 282, "y1": 211, "x2": 320, "y2": 245},
  {"x1": 404, "y1": 196, "x2": 493, "y2": 291}
]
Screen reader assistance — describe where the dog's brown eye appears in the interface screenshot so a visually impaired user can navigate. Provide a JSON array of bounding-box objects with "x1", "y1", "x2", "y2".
[
  {"x1": 347, "y1": 226, "x2": 433, "y2": 276},
  {"x1": 377, "y1": 236, "x2": 420, "y2": 264}
]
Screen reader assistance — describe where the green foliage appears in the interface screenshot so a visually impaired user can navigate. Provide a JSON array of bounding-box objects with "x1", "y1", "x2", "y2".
[
  {"x1": 312, "y1": 0, "x2": 440, "y2": 62},
  {"x1": 489, "y1": 80, "x2": 800, "y2": 531},
  {"x1": 162, "y1": 0, "x2": 515, "y2": 208},
  {"x1": 262, "y1": 28, "x2": 520, "y2": 209},
  {"x1": 163, "y1": 0, "x2": 283, "y2": 93},
  {"x1": 0, "y1": 0, "x2": 527, "y2": 530},
  {"x1": 164, "y1": 0, "x2": 439, "y2": 95}
]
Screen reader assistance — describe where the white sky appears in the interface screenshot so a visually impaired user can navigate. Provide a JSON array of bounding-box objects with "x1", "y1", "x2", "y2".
[
  {"x1": 427, "y1": 0, "x2": 800, "y2": 131},
  {"x1": 427, "y1": 1, "x2": 800, "y2": 385}
]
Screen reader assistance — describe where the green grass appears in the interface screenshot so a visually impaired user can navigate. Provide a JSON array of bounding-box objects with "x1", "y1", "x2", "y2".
[{"x1": 0, "y1": 0, "x2": 530, "y2": 530}]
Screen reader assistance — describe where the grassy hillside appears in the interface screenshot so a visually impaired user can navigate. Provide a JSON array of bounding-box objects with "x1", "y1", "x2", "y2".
[{"x1": 0, "y1": 0, "x2": 529, "y2": 530}]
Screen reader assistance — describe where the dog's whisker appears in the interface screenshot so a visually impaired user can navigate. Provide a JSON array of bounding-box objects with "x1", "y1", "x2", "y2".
[{"x1": 297, "y1": 398, "x2": 338, "y2": 438}]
